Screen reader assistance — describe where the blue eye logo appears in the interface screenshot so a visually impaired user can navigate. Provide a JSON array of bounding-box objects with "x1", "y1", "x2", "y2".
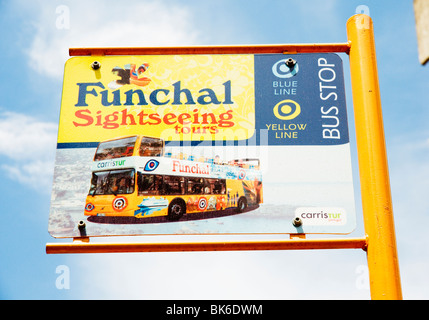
[
  {"x1": 272, "y1": 59, "x2": 299, "y2": 78},
  {"x1": 144, "y1": 159, "x2": 159, "y2": 171},
  {"x1": 238, "y1": 170, "x2": 246, "y2": 180}
]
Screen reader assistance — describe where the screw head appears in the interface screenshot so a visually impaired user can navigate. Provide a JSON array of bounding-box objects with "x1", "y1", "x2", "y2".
[
  {"x1": 91, "y1": 61, "x2": 101, "y2": 70},
  {"x1": 285, "y1": 58, "x2": 296, "y2": 69},
  {"x1": 292, "y1": 217, "x2": 302, "y2": 227}
]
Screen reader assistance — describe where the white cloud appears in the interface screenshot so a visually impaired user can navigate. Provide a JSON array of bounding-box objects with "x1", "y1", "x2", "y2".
[
  {"x1": 2, "y1": 160, "x2": 55, "y2": 191},
  {"x1": 2, "y1": 0, "x2": 200, "y2": 190},
  {"x1": 0, "y1": 111, "x2": 57, "y2": 191},
  {"x1": 22, "y1": 0, "x2": 201, "y2": 79},
  {"x1": 0, "y1": 112, "x2": 57, "y2": 160}
]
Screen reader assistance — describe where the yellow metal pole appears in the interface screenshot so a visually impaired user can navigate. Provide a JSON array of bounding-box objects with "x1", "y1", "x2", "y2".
[{"x1": 346, "y1": 14, "x2": 402, "y2": 299}]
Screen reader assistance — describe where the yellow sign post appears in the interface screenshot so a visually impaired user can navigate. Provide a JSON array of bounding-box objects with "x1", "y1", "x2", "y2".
[
  {"x1": 46, "y1": 14, "x2": 402, "y2": 300},
  {"x1": 347, "y1": 14, "x2": 402, "y2": 300}
]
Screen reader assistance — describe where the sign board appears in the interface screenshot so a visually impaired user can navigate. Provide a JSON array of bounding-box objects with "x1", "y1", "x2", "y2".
[
  {"x1": 414, "y1": 0, "x2": 429, "y2": 65},
  {"x1": 48, "y1": 53, "x2": 356, "y2": 238}
]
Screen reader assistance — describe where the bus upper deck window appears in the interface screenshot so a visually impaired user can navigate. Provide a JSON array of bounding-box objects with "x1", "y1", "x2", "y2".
[
  {"x1": 94, "y1": 136, "x2": 137, "y2": 160},
  {"x1": 140, "y1": 137, "x2": 163, "y2": 157}
]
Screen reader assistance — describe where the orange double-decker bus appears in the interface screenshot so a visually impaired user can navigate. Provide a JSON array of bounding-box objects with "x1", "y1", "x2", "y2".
[{"x1": 84, "y1": 135, "x2": 262, "y2": 221}]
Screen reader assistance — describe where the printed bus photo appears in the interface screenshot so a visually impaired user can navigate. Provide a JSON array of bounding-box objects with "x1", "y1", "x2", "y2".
[{"x1": 84, "y1": 135, "x2": 263, "y2": 222}]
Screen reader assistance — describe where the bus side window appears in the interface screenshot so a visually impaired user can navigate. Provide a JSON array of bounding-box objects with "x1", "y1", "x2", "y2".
[
  {"x1": 187, "y1": 178, "x2": 202, "y2": 194},
  {"x1": 185, "y1": 177, "x2": 191, "y2": 194},
  {"x1": 137, "y1": 174, "x2": 162, "y2": 195},
  {"x1": 153, "y1": 175, "x2": 163, "y2": 194},
  {"x1": 137, "y1": 172, "x2": 146, "y2": 195},
  {"x1": 163, "y1": 175, "x2": 184, "y2": 195},
  {"x1": 137, "y1": 172, "x2": 145, "y2": 195},
  {"x1": 213, "y1": 179, "x2": 223, "y2": 194},
  {"x1": 204, "y1": 179, "x2": 213, "y2": 194}
]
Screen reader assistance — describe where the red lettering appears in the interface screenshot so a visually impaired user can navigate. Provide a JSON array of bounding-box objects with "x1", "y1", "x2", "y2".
[
  {"x1": 172, "y1": 160, "x2": 180, "y2": 172},
  {"x1": 148, "y1": 113, "x2": 161, "y2": 125},
  {"x1": 73, "y1": 109, "x2": 93, "y2": 127},
  {"x1": 121, "y1": 108, "x2": 136, "y2": 125},
  {"x1": 163, "y1": 113, "x2": 176, "y2": 125},
  {"x1": 137, "y1": 110, "x2": 149, "y2": 125},
  {"x1": 171, "y1": 160, "x2": 210, "y2": 175},
  {"x1": 178, "y1": 113, "x2": 191, "y2": 125}
]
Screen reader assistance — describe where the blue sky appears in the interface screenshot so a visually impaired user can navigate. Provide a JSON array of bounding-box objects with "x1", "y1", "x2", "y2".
[{"x1": 0, "y1": 0, "x2": 428, "y2": 299}]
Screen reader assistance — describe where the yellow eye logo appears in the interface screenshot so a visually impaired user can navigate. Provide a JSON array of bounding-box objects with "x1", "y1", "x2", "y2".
[{"x1": 273, "y1": 99, "x2": 301, "y2": 120}]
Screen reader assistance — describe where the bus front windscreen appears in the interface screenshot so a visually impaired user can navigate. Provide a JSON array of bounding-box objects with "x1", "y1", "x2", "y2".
[
  {"x1": 94, "y1": 136, "x2": 138, "y2": 161},
  {"x1": 89, "y1": 169, "x2": 135, "y2": 196}
]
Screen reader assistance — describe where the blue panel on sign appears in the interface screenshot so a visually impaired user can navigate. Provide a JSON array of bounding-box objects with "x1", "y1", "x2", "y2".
[{"x1": 254, "y1": 53, "x2": 349, "y2": 146}]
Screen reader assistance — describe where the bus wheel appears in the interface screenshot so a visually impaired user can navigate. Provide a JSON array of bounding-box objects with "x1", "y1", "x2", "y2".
[
  {"x1": 236, "y1": 197, "x2": 247, "y2": 213},
  {"x1": 167, "y1": 199, "x2": 186, "y2": 221}
]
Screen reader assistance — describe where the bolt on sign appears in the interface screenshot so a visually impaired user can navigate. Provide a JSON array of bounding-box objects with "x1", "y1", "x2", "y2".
[{"x1": 48, "y1": 53, "x2": 356, "y2": 238}]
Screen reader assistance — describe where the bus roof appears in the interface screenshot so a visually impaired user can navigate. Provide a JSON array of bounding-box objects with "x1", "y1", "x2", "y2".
[{"x1": 94, "y1": 135, "x2": 164, "y2": 161}]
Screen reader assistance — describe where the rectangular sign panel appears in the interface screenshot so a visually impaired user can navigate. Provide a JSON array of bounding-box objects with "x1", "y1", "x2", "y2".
[{"x1": 49, "y1": 53, "x2": 356, "y2": 238}]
